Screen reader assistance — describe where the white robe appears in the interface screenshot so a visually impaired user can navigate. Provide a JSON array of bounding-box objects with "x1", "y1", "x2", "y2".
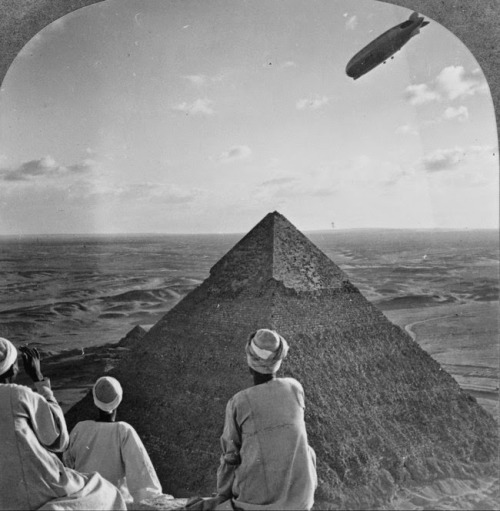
[
  {"x1": 217, "y1": 378, "x2": 317, "y2": 510},
  {"x1": 0, "y1": 380, "x2": 126, "y2": 510},
  {"x1": 63, "y1": 420, "x2": 162, "y2": 505}
]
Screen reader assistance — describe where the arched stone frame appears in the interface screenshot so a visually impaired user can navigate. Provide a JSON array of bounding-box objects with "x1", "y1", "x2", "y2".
[
  {"x1": 0, "y1": 0, "x2": 498, "y2": 146},
  {"x1": 0, "y1": 4, "x2": 497, "y2": 502}
]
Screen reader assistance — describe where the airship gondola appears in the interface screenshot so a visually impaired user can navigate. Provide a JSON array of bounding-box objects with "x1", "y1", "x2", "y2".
[{"x1": 346, "y1": 12, "x2": 429, "y2": 80}]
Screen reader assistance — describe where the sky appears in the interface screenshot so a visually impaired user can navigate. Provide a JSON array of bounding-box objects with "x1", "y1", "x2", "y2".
[{"x1": 0, "y1": 0, "x2": 498, "y2": 234}]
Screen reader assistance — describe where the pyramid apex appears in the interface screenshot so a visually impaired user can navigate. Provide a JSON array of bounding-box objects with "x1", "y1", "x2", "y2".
[
  {"x1": 208, "y1": 212, "x2": 349, "y2": 294},
  {"x1": 259, "y1": 210, "x2": 285, "y2": 223}
]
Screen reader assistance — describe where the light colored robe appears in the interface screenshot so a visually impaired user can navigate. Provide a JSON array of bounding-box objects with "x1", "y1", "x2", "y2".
[
  {"x1": 63, "y1": 420, "x2": 162, "y2": 505},
  {"x1": 217, "y1": 378, "x2": 317, "y2": 510},
  {"x1": 0, "y1": 380, "x2": 126, "y2": 510}
]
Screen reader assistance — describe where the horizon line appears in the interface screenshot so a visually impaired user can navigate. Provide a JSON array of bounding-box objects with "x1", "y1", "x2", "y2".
[{"x1": 0, "y1": 226, "x2": 499, "y2": 238}]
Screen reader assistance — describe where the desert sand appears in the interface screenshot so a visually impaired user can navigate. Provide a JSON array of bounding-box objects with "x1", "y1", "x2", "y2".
[{"x1": 384, "y1": 300, "x2": 499, "y2": 423}]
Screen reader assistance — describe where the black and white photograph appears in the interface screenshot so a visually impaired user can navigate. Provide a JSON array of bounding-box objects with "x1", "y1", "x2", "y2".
[{"x1": 0, "y1": 0, "x2": 498, "y2": 509}]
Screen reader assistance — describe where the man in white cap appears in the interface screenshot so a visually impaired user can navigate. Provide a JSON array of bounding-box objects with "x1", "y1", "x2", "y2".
[
  {"x1": 214, "y1": 329, "x2": 317, "y2": 510},
  {"x1": 63, "y1": 376, "x2": 164, "y2": 507},
  {"x1": 0, "y1": 338, "x2": 126, "y2": 510}
]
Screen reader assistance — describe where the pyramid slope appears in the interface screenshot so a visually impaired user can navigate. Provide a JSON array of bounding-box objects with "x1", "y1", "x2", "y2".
[
  {"x1": 66, "y1": 212, "x2": 498, "y2": 506},
  {"x1": 269, "y1": 291, "x2": 497, "y2": 494}
]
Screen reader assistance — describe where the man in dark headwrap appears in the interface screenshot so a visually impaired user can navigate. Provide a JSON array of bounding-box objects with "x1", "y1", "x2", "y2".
[{"x1": 215, "y1": 329, "x2": 317, "y2": 510}]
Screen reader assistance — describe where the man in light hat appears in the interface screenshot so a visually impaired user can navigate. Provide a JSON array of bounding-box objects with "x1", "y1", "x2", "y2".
[
  {"x1": 0, "y1": 338, "x2": 126, "y2": 510},
  {"x1": 63, "y1": 376, "x2": 164, "y2": 507},
  {"x1": 214, "y1": 329, "x2": 317, "y2": 510}
]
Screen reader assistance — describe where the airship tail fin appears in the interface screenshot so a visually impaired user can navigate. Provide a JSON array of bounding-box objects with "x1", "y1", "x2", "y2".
[
  {"x1": 421, "y1": 20, "x2": 430, "y2": 27},
  {"x1": 409, "y1": 11, "x2": 419, "y2": 21}
]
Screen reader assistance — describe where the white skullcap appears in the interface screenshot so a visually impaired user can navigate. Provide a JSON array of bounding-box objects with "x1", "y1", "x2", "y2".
[
  {"x1": 0, "y1": 337, "x2": 18, "y2": 376},
  {"x1": 92, "y1": 376, "x2": 123, "y2": 412}
]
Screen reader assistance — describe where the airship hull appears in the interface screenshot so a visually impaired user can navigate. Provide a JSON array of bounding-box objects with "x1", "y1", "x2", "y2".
[{"x1": 346, "y1": 13, "x2": 429, "y2": 80}]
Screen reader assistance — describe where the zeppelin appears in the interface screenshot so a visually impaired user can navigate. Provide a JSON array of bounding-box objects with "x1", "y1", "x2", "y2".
[{"x1": 346, "y1": 12, "x2": 429, "y2": 80}]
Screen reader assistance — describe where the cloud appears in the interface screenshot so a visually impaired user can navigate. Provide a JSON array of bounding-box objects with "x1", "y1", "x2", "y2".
[
  {"x1": 257, "y1": 171, "x2": 337, "y2": 199},
  {"x1": 0, "y1": 156, "x2": 95, "y2": 182},
  {"x1": 404, "y1": 84, "x2": 441, "y2": 105},
  {"x1": 260, "y1": 176, "x2": 297, "y2": 187},
  {"x1": 183, "y1": 74, "x2": 208, "y2": 87},
  {"x1": 114, "y1": 182, "x2": 199, "y2": 204},
  {"x1": 421, "y1": 147, "x2": 467, "y2": 172},
  {"x1": 40, "y1": 178, "x2": 200, "y2": 206},
  {"x1": 345, "y1": 15, "x2": 358, "y2": 30},
  {"x1": 257, "y1": 175, "x2": 299, "y2": 198},
  {"x1": 404, "y1": 66, "x2": 489, "y2": 106},
  {"x1": 395, "y1": 124, "x2": 418, "y2": 135},
  {"x1": 339, "y1": 155, "x2": 410, "y2": 187},
  {"x1": 67, "y1": 160, "x2": 97, "y2": 174},
  {"x1": 296, "y1": 95, "x2": 329, "y2": 110},
  {"x1": 436, "y1": 66, "x2": 489, "y2": 100},
  {"x1": 443, "y1": 105, "x2": 469, "y2": 122},
  {"x1": 466, "y1": 144, "x2": 498, "y2": 162},
  {"x1": 216, "y1": 145, "x2": 252, "y2": 164},
  {"x1": 171, "y1": 98, "x2": 214, "y2": 115},
  {"x1": 420, "y1": 146, "x2": 498, "y2": 192},
  {"x1": 281, "y1": 61, "x2": 297, "y2": 69},
  {"x1": 421, "y1": 145, "x2": 497, "y2": 173},
  {"x1": 182, "y1": 72, "x2": 227, "y2": 87}
]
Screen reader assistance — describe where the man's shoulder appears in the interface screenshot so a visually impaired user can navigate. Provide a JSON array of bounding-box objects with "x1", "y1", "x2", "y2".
[
  {"x1": 79, "y1": 420, "x2": 133, "y2": 431},
  {"x1": 73, "y1": 420, "x2": 95, "y2": 430},
  {"x1": 229, "y1": 387, "x2": 250, "y2": 402},
  {"x1": 116, "y1": 420, "x2": 137, "y2": 434},
  {"x1": 231, "y1": 377, "x2": 303, "y2": 399},
  {"x1": 228, "y1": 385, "x2": 260, "y2": 408},
  {"x1": 1, "y1": 382, "x2": 36, "y2": 398},
  {"x1": 277, "y1": 377, "x2": 303, "y2": 390},
  {"x1": 72, "y1": 420, "x2": 134, "y2": 437}
]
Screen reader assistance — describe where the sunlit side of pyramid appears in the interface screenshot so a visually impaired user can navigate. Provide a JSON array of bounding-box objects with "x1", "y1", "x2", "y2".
[{"x1": 66, "y1": 212, "x2": 498, "y2": 507}]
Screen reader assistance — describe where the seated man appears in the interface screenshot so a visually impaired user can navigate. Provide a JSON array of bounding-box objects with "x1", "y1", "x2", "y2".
[
  {"x1": 215, "y1": 329, "x2": 317, "y2": 510},
  {"x1": 0, "y1": 338, "x2": 126, "y2": 510},
  {"x1": 63, "y1": 376, "x2": 163, "y2": 507}
]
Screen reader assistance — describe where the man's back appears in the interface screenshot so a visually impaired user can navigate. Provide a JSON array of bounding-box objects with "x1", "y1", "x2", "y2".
[
  {"x1": 0, "y1": 383, "x2": 85, "y2": 509},
  {"x1": 219, "y1": 377, "x2": 317, "y2": 510},
  {"x1": 64, "y1": 420, "x2": 162, "y2": 504}
]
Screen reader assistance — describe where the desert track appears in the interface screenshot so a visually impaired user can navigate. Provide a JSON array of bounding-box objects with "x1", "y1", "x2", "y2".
[{"x1": 404, "y1": 314, "x2": 458, "y2": 341}]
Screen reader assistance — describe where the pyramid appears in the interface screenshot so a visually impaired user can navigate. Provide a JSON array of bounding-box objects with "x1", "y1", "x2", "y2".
[{"x1": 66, "y1": 212, "x2": 498, "y2": 507}]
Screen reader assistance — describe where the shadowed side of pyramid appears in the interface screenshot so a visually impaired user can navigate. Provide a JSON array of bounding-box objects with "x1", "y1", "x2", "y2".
[{"x1": 66, "y1": 212, "x2": 498, "y2": 507}]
